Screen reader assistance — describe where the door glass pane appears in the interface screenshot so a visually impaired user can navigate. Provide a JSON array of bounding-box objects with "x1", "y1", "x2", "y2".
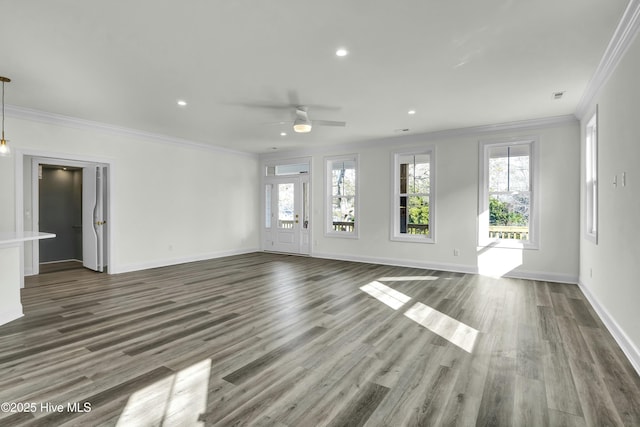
[
  {"x1": 278, "y1": 183, "x2": 294, "y2": 229},
  {"x1": 265, "y1": 184, "x2": 272, "y2": 228},
  {"x1": 303, "y1": 181, "x2": 309, "y2": 229}
]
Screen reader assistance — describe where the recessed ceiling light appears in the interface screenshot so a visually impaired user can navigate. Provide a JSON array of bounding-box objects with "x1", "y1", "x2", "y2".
[
  {"x1": 408, "y1": 110, "x2": 416, "y2": 115},
  {"x1": 177, "y1": 99, "x2": 187, "y2": 107},
  {"x1": 336, "y1": 48, "x2": 348, "y2": 57},
  {"x1": 280, "y1": 132, "x2": 287, "y2": 136}
]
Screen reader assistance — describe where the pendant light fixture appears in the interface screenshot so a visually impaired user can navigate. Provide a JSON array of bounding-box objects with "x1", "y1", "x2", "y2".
[{"x1": 0, "y1": 76, "x2": 11, "y2": 157}]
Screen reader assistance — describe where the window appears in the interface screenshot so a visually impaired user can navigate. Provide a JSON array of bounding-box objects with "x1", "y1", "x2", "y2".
[
  {"x1": 585, "y1": 110, "x2": 598, "y2": 243},
  {"x1": 391, "y1": 148, "x2": 435, "y2": 242},
  {"x1": 265, "y1": 163, "x2": 309, "y2": 176},
  {"x1": 479, "y1": 138, "x2": 538, "y2": 248},
  {"x1": 325, "y1": 155, "x2": 358, "y2": 237}
]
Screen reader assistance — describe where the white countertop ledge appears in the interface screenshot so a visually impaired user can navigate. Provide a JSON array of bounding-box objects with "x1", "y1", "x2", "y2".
[{"x1": 0, "y1": 232, "x2": 56, "y2": 245}]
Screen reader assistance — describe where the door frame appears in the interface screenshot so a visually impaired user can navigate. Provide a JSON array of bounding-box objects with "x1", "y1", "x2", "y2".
[
  {"x1": 261, "y1": 157, "x2": 312, "y2": 255},
  {"x1": 14, "y1": 149, "x2": 115, "y2": 276}
]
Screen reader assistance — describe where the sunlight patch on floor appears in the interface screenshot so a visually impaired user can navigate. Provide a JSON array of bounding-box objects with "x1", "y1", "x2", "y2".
[
  {"x1": 361, "y1": 278, "x2": 479, "y2": 353},
  {"x1": 116, "y1": 358, "x2": 211, "y2": 426},
  {"x1": 360, "y1": 280, "x2": 412, "y2": 310},
  {"x1": 404, "y1": 302, "x2": 479, "y2": 353}
]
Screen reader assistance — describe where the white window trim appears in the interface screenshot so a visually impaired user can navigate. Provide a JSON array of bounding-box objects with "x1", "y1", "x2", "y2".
[
  {"x1": 324, "y1": 154, "x2": 359, "y2": 239},
  {"x1": 390, "y1": 146, "x2": 436, "y2": 244},
  {"x1": 478, "y1": 137, "x2": 539, "y2": 249},
  {"x1": 585, "y1": 109, "x2": 598, "y2": 244}
]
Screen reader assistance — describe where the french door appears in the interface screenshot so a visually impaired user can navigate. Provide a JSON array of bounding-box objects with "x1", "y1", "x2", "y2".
[{"x1": 264, "y1": 175, "x2": 310, "y2": 254}]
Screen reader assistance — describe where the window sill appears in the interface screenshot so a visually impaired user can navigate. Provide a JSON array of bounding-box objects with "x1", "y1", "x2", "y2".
[
  {"x1": 325, "y1": 232, "x2": 359, "y2": 239},
  {"x1": 478, "y1": 239, "x2": 539, "y2": 250},
  {"x1": 391, "y1": 235, "x2": 435, "y2": 244}
]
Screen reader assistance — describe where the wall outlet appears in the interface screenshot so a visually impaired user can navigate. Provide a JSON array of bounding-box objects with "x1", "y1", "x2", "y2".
[{"x1": 453, "y1": 248, "x2": 460, "y2": 256}]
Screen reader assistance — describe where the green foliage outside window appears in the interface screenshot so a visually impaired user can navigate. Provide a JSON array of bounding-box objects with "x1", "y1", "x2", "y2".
[
  {"x1": 489, "y1": 197, "x2": 526, "y2": 226},
  {"x1": 408, "y1": 197, "x2": 429, "y2": 225}
]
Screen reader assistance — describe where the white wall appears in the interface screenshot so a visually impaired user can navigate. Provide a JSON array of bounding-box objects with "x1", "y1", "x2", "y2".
[
  {"x1": 0, "y1": 115, "x2": 260, "y2": 274},
  {"x1": 0, "y1": 246, "x2": 22, "y2": 324},
  {"x1": 579, "y1": 34, "x2": 640, "y2": 371},
  {"x1": 264, "y1": 119, "x2": 580, "y2": 283}
]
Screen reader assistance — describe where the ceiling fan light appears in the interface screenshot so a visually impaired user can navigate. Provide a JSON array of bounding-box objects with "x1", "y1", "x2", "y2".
[{"x1": 293, "y1": 119, "x2": 312, "y2": 133}]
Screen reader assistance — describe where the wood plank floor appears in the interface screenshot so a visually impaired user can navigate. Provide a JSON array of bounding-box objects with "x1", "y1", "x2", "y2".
[{"x1": 1, "y1": 252, "x2": 639, "y2": 426}]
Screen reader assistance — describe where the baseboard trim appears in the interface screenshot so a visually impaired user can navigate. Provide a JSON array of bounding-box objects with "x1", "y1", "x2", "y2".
[
  {"x1": 311, "y1": 252, "x2": 479, "y2": 275},
  {"x1": 578, "y1": 279, "x2": 640, "y2": 376},
  {"x1": 311, "y1": 251, "x2": 577, "y2": 284},
  {"x1": 502, "y1": 269, "x2": 578, "y2": 284},
  {"x1": 0, "y1": 306, "x2": 24, "y2": 327},
  {"x1": 114, "y1": 249, "x2": 577, "y2": 285},
  {"x1": 112, "y1": 248, "x2": 260, "y2": 274}
]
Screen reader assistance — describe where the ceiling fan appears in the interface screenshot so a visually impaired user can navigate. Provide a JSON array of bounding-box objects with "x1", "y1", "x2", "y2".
[
  {"x1": 290, "y1": 105, "x2": 346, "y2": 133},
  {"x1": 236, "y1": 91, "x2": 346, "y2": 133}
]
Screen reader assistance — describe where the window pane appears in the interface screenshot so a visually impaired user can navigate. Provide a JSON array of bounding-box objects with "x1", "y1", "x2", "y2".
[
  {"x1": 332, "y1": 196, "x2": 355, "y2": 222},
  {"x1": 399, "y1": 154, "x2": 430, "y2": 194},
  {"x1": 488, "y1": 145, "x2": 531, "y2": 241},
  {"x1": 481, "y1": 140, "x2": 535, "y2": 245},
  {"x1": 586, "y1": 113, "x2": 598, "y2": 238},
  {"x1": 489, "y1": 145, "x2": 530, "y2": 192},
  {"x1": 303, "y1": 181, "x2": 309, "y2": 229},
  {"x1": 489, "y1": 193, "x2": 530, "y2": 240},
  {"x1": 399, "y1": 195, "x2": 430, "y2": 235},
  {"x1": 331, "y1": 162, "x2": 356, "y2": 197},
  {"x1": 327, "y1": 157, "x2": 357, "y2": 235},
  {"x1": 395, "y1": 150, "x2": 433, "y2": 241},
  {"x1": 276, "y1": 163, "x2": 308, "y2": 175},
  {"x1": 265, "y1": 184, "x2": 272, "y2": 228}
]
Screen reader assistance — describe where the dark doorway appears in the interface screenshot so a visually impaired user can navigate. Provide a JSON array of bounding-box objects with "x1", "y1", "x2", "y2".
[{"x1": 38, "y1": 165, "x2": 83, "y2": 268}]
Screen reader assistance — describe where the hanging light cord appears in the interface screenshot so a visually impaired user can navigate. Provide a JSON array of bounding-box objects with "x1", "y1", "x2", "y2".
[{"x1": 1, "y1": 79, "x2": 5, "y2": 141}]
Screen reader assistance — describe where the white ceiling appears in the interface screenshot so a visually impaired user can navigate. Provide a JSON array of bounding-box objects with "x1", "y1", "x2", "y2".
[{"x1": 1, "y1": 0, "x2": 629, "y2": 153}]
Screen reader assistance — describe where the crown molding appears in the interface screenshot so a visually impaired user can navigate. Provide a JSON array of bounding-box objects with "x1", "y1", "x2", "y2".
[
  {"x1": 375, "y1": 114, "x2": 577, "y2": 145},
  {"x1": 6, "y1": 105, "x2": 257, "y2": 158},
  {"x1": 575, "y1": 0, "x2": 640, "y2": 119},
  {"x1": 260, "y1": 114, "x2": 577, "y2": 160}
]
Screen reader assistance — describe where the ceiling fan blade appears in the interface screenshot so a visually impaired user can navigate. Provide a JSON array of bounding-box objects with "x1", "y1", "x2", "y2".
[
  {"x1": 263, "y1": 120, "x2": 293, "y2": 126},
  {"x1": 233, "y1": 102, "x2": 292, "y2": 110},
  {"x1": 313, "y1": 120, "x2": 346, "y2": 127}
]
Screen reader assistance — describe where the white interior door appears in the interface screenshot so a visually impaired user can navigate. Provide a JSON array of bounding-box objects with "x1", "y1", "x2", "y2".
[{"x1": 82, "y1": 165, "x2": 105, "y2": 272}]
